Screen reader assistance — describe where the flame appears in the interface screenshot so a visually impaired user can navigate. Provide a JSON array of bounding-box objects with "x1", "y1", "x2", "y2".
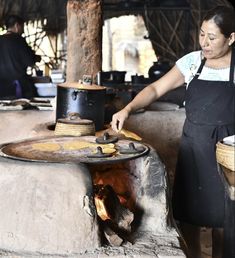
[
  {"x1": 94, "y1": 195, "x2": 110, "y2": 221},
  {"x1": 92, "y1": 164, "x2": 136, "y2": 217}
]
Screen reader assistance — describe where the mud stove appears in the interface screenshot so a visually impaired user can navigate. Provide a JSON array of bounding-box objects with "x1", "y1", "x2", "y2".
[{"x1": 0, "y1": 111, "x2": 186, "y2": 258}]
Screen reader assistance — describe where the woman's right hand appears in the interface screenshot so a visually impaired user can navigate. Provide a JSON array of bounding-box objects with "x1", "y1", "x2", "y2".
[{"x1": 111, "y1": 107, "x2": 130, "y2": 132}]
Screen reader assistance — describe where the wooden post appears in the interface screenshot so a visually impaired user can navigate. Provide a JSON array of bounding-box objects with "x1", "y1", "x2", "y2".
[{"x1": 66, "y1": 0, "x2": 102, "y2": 82}]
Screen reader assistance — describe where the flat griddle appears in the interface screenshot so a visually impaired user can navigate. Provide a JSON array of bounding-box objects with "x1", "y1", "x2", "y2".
[{"x1": 0, "y1": 136, "x2": 149, "y2": 164}]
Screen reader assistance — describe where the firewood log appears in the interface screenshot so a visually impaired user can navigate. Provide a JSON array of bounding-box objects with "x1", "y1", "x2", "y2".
[{"x1": 94, "y1": 184, "x2": 134, "y2": 232}]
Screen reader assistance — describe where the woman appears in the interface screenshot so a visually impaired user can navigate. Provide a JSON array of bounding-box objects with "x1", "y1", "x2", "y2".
[{"x1": 111, "y1": 6, "x2": 235, "y2": 258}]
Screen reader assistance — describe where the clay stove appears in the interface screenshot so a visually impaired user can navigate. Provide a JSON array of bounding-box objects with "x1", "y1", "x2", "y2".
[{"x1": 0, "y1": 110, "x2": 186, "y2": 257}]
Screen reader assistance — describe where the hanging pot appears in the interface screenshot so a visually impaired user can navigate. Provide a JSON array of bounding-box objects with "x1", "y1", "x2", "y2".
[
  {"x1": 56, "y1": 82, "x2": 106, "y2": 131},
  {"x1": 148, "y1": 60, "x2": 171, "y2": 81}
]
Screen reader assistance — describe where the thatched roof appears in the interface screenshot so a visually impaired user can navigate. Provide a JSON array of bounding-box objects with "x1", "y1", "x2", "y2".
[
  {"x1": 0, "y1": 0, "x2": 68, "y2": 34},
  {"x1": 0, "y1": 0, "x2": 233, "y2": 62},
  {"x1": 0, "y1": 0, "x2": 233, "y2": 29}
]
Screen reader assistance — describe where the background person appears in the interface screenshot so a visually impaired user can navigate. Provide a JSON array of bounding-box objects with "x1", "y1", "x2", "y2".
[
  {"x1": 111, "y1": 5, "x2": 235, "y2": 258},
  {"x1": 0, "y1": 15, "x2": 41, "y2": 99}
]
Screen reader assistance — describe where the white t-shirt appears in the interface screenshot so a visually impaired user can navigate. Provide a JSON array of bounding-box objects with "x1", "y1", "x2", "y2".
[{"x1": 176, "y1": 50, "x2": 230, "y2": 86}]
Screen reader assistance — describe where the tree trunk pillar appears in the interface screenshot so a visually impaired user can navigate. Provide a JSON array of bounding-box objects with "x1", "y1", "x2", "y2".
[{"x1": 66, "y1": 0, "x2": 102, "y2": 82}]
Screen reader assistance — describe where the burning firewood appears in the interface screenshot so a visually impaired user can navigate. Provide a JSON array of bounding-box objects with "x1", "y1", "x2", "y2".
[
  {"x1": 102, "y1": 224, "x2": 124, "y2": 246},
  {"x1": 94, "y1": 184, "x2": 134, "y2": 232},
  {"x1": 91, "y1": 166, "x2": 136, "y2": 211}
]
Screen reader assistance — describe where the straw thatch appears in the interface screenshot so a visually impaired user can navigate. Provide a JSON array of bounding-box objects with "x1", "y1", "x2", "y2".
[
  {"x1": 0, "y1": 0, "x2": 67, "y2": 34},
  {"x1": 0, "y1": 0, "x2": 233, "y2": 62}
]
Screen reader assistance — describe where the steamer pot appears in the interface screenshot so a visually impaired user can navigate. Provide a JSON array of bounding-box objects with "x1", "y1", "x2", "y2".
[{"x1": 56, "y1": 82, "x2": 106, "y2": 131}]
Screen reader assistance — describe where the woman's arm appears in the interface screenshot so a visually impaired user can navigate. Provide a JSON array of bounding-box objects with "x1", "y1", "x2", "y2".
[{"x1": 111, "y1": 65, "x2": 185, "y2": 131}]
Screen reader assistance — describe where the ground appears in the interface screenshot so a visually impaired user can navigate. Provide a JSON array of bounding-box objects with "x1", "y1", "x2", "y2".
[{"x1": 201, "y1": 228, "x2": 212, "y2": 258}]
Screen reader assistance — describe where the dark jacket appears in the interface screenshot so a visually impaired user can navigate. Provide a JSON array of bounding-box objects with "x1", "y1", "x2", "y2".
[{"x1": 0, "y1": 32, "x2": 41, "y2": 99}]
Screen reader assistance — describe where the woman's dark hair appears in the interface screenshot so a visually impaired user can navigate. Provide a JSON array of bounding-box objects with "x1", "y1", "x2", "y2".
[
  {"x1": 203, "y1": 5, "x2": 235, "y2": 38},
  {"x1": 4, "y1": 15, "x2": 24, "y2": 29}
]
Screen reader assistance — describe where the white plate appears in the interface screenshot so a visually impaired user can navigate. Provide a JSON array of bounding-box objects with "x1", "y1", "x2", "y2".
[
  {"x1": 34, "y1": 83, "x2": 57, "y2": 97},
  {"x1": 223, "y1": 135, "x2": 235, "y2": 146}
]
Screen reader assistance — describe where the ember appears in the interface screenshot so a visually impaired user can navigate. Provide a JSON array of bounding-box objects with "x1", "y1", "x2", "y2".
[
  {"x1": 94, "y1": 184, "x2": 134, "y2": 230},
  {"x1": 90, "y1": 163, "x2": 136, "y2": 211},
  {"x1": 94, "y1": 184, "x2": 134, "y2": 246}
]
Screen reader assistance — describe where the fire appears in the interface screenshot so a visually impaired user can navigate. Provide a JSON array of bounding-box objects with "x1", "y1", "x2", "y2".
[
  {"x1": 94, "y1": 192, "x2": 111, "y2": 221},
  {"x1": 94, "y1": 184, "x2": 116, "y2": 221},
  {"x1": 94, "y1": 184, "x2": 129, "y2": 221},
  {"x1": 90, "y1": 163, "x2": 136, "y2": 212},
  {"x1": 90, "y1": 164, "x2": 136, "y2": 246},
  {"x1": 94, "y1": 183, "x2": 134, "y2": 236}
]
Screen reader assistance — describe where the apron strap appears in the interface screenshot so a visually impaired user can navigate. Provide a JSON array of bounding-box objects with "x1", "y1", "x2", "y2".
[
  {"x1": 229, "y1": 46, "x2": 235, "y2": 87},
  {"x1": 194, "y1": 58, "x2": 206, "y2": 79},
  {"x1": 195, "y1": 47, "x2": 234, "y2": 86}
]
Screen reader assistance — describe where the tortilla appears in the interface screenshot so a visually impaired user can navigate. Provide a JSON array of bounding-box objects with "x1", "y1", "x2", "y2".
[
  {"x1": 63, "y1": 140, "x2": 115, "y2": 151},
  {"x1": 120, "y1": 129, "x2": 142, "y2": 141},
  {"x1": 32, "y1": 142, "x2": 61, "y2": 152}
]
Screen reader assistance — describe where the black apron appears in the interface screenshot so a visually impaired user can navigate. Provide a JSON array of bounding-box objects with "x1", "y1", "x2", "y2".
[{"x1": 172, "y1": 48, "x2": 235, "y2": 227}]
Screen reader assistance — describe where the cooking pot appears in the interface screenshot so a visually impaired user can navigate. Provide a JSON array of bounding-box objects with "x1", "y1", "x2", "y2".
[
  {"x1": 131, "y1": 74, "x2": 145, "y2": 84},
  {"x1": 56, "y1": 82, "x2": 106, "y2": 131},
  {"x1": 148, "y1": 60, "x2": 171, "y2": 82},
  {"x1": 101, "y1": 71, "x2": 126, "y2": 84}
]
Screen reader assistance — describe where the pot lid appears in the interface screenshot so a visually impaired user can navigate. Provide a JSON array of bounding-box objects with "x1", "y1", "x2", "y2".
[{"x1": 58, "y1": 82, "x2": 106, "y2": 91}]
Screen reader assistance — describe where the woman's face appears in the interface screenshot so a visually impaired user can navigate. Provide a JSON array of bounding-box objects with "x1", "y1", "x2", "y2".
[{"x1": 199, "y1": 19, "x2": 230, "y2": 60}]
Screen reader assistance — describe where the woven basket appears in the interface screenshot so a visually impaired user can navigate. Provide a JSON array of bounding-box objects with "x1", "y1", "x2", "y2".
[
  {"x1": 216, "y1": 141, "x2": 235, "y2": 172},
  {"x1": 54, "y1": 113, "x2": 95, "y2": 137},
  {"x1": 54, "y1": 122, "x2": 95, "y2": 136},
  {"x1": 216, "y1": 142, "x2": 235, "y2": 187}
]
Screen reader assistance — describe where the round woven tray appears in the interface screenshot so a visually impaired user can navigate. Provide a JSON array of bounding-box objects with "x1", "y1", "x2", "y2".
[
  {"x1": 216, "y1": 141, "x2": 235, "y2": 172},
  {"x1": 54, "y1": 122, "x2": 95, "y2": 136},
  {"x1": 216, "y1": 142, "x2": 235, "y2": 187}
]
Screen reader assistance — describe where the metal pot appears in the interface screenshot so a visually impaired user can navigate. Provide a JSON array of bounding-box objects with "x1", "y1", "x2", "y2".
[
  {"x1": 101, "y1": 71, "x2": 126, "y2": 84},
  {"x1": 148, "y1": 60, "x2": 171, "y2": 82},
  {"x1": 56, "y1": 82, "x2": 106, "y2": 131}
]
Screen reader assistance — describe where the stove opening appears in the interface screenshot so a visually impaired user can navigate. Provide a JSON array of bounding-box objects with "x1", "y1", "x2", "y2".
[{"x1": 88, "y1": 162, "x2": 140, "y2": 246}]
